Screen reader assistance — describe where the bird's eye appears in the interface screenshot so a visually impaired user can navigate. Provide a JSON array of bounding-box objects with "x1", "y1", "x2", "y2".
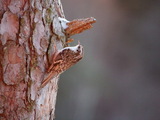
[{"x1": 78, "y1": 46, "x2": 81, "y2": 49}]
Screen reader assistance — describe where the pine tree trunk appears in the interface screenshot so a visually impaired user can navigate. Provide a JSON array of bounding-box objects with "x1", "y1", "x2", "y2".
[{"x1": 0, "y1": 0, "x2": 65, "y2": 119}]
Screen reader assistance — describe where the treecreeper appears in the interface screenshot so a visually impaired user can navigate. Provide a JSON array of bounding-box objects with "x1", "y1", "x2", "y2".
[{"x1": 40, "y1": 17, "x2": 96, "y2": 89}]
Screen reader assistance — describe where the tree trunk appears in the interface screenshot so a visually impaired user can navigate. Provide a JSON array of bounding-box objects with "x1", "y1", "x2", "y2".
[{"x1": 0, "y1": 0, "x2": 65, "y2": 119}]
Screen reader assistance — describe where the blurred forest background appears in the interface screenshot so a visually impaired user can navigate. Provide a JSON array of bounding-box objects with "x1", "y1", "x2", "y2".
[{"x1": 55, "y1": 0, "x2": 160, "y2": 120}]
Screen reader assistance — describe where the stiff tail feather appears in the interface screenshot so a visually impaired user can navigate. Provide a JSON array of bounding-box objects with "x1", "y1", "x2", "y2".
[{"x1": 40, "y1": 72, "x2": 56, "y2": 89}]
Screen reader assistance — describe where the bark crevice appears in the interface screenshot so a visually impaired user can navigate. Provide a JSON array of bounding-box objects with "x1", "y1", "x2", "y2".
[{"x1": 0, "y1": 0, "x2": 65, "y2": 119}]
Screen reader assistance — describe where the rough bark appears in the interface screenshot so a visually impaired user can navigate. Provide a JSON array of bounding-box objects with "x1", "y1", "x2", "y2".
[{"x1": 0, "y1": 0, "x2": 65, "y2": 119}]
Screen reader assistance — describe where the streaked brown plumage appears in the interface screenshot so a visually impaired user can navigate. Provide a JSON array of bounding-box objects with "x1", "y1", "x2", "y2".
[{"x1": 40, "y1": 43, "x2": 83, "y2": 88}]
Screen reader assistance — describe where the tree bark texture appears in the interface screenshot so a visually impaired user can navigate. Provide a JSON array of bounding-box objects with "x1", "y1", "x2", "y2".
[{"x1": 0, "y1": 0, "x2": 65, "y2": 119}]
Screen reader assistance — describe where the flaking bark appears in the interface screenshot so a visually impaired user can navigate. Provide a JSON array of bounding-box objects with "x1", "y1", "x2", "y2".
[{"x1": 0, "y1": 0, "x2": 65, "y2": 119}]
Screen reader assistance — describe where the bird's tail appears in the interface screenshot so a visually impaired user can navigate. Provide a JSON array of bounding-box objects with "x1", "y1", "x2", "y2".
[{"x1": 40, "y1": 72, "x2": 56, "y2": 89}]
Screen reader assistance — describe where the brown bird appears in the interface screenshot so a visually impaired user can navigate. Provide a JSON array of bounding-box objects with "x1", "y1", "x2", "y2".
[{"x1": 40, "y1": 43, "x2": 83, "y2": 88}]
